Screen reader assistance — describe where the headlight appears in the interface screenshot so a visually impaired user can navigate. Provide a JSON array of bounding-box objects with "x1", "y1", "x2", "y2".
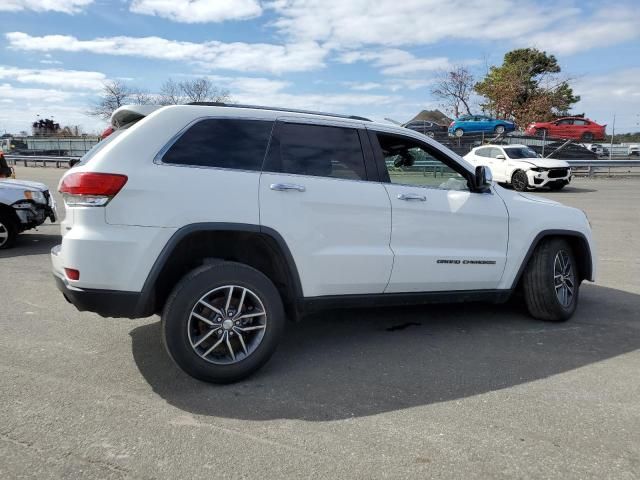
[
  {"x1": 24, "y1": 190, "x2": 47, "y2": 204},
  {"x1": 529, "y1": 167, "x2": 548, "y2": 172}
]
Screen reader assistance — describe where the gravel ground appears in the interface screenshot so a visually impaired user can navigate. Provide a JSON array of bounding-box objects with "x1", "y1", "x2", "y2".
[{"x1": 1, "y1": 167, "x2": 638, "y2": 479}]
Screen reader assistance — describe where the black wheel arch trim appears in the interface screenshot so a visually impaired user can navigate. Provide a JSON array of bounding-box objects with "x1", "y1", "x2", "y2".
[
  {"x1": 135, "y1": 222, "x2": 304, "y2": 318},
  {"x1": 510, "y1": 229, "x2": 593, "y2": 289}
]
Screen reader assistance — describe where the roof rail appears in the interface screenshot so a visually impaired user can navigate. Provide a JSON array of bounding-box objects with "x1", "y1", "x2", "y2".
[{"x1": 186, "y1": 102, "x2": 372, "y2": 122}]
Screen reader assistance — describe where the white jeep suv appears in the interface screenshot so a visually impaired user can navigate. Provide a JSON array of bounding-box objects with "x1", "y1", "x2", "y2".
[
  {"x1": 52, "y1": 104, "x2": 595, "y2": 383},
  {"x1": 464, "y1": 144, "x2": 572, "y2": 191}
]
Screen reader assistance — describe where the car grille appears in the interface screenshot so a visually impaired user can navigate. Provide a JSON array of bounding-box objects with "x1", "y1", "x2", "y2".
[{"x1": 548, "y1": 168, "x2": 569, "y2": 178}]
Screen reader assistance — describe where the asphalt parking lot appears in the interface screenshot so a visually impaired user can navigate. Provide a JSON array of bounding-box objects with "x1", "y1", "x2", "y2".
[{"x1": 1, "y1": 166, "x2": 639, "y2": 479}]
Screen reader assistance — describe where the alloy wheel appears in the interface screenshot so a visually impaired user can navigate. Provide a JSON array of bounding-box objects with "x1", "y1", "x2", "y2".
[
  {"x1": 188, "y1": 285, "x2": 267, "y2": 365},
  {"x1": 512, "y1": 172, "x2": 528, "y2": 191},
  {"x1": 0, "y1": 221, "x2": 9, "y2": 248},
  {"x1": 554, "y1": 250, "x2": 575, "y2": 307}
]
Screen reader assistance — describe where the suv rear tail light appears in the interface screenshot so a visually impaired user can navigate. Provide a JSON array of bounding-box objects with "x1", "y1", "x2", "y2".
[
  {"x1": 59, "y1": 172, "x2": 127, "y2": 207},
  {"x1": 449, "y1": 121, "x2": 454, "y2": 127}
]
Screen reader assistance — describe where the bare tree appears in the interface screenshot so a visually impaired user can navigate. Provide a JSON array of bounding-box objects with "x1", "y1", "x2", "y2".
[
  {"x1": 431, "y1": 66, "x2": 474, "y2": 118},
  {"x1": 158, "y1": 78, "x2": 182, "y2": 106},
  {"x1": 131, "y1": 89, "x2": 155, "y2": 105},
  {"x1": 90, "y1": 77, "x2": 232, "y2": 121},
  {"x1": 88, "y1": 80, "x2": 132, "y2": 120},
  {"x1": 158, "y1": 77, "x2": 231, "y2": 105}
]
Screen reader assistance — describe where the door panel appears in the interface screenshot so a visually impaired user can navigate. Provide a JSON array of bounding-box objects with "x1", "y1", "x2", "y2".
[
  {"x1": 384, "y1": 185, "x2": 508, "y2": 292},
  {"x1": 260, "y1": 173, "x2": 393, "y2": 296},
  {"x1": 369, "y1": 129, "x2": 509, "y2": 293},
  {"x1": 259, "y1": 120, "x2": 393, "y2": 297}
]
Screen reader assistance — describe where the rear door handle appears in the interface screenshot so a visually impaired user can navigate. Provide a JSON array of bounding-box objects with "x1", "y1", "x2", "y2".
[
  {"x1": 270, "y1": 183, "x2": 306, "y2": 192},
  {"x1": 397, "y1": 193, "x2": 426, "y2": 201}
]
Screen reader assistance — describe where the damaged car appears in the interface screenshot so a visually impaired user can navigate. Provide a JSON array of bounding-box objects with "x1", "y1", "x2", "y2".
[{"x1": 0, "y1": 178, "x2": 57, "y2": 249}]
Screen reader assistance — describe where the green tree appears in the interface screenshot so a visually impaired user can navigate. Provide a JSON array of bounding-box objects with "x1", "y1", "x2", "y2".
[{"x1": 475, "y1": 48, "x2": 580, "y2": 128}]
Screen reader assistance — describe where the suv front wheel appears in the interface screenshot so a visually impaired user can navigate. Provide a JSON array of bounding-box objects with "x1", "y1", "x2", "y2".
[
  {"x1": 522, "y1": 238, "x2": 579, "y2": 321},
  {"x1": 162, "y1": 261, "x2": 285, "y2": 383}
]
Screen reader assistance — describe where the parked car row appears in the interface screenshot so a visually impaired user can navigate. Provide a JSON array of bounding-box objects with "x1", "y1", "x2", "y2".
[{"x1": 406, "y1": 114, "x2": 608, "y2": 142}]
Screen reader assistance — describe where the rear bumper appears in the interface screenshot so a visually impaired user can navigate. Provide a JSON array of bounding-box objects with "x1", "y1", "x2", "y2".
[{"x1": 54, "y1": 273, "x2": 142, "y2": 318}]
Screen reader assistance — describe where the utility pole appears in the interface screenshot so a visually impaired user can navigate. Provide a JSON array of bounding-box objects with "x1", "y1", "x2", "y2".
[{"x1": 609, "y1": 114, "x2": 615, "y2": 161}]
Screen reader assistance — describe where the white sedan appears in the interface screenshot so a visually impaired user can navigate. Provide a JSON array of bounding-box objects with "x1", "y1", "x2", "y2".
[{"x1": 464, "y1": 144, "x2": 572, "y2": 191}]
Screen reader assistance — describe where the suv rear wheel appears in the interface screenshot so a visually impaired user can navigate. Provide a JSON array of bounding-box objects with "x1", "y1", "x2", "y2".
[
  {"x1": 162, "y1": 261, "x2": 285, "y2": 383},
  {"x1": 522, "y1": 238, "x2": 579, "y2": 321}
]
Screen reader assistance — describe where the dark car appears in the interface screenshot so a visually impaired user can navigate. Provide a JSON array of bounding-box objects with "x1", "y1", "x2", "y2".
[
  {"x1": 404, "y1": 120, "x2": 448, "y2": 137},
  {"x1": 529, "y1": 142, "x2": 598, "y2": 160}
]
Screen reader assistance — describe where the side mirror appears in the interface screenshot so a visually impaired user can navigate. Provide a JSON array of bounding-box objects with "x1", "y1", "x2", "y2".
[
  {"x1": 495, "y1": 154, "x2": 505, "y2": 160},
  {"x1": 474, "y1": 165, "x2": 492, "y2": 192}
]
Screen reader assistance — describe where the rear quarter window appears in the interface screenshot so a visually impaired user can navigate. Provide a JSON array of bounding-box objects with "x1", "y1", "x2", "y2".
[{"x1": 161, "y1": 119, "x2": 274, "y2": 171}]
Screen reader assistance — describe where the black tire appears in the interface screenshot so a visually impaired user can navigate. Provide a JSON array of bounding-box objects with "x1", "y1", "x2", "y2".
[
  {"x1": 522, "y1": 238, "x2": 579, "y2": 322},
  {"x1": 535, "y1": 128, "x2": 547, "y2": 137},
  {"x1": 454, "y1": 128, "x2": 464, "y2": 137},
  {"x1": 494, "y1": 125, "x2": 505, "y2": 134},
  {"x1": 0, "y1": 212, "x2": 17, "y2": 249},
  {"x1": 162, "y1": 261, "x2": 285, "y2": 383},
  {"x1": 511, "y1": 170, "x2": 529, "y2": 191},
  {"x1": 581, "y1": 132, "x2": 594, "y2": 141}
]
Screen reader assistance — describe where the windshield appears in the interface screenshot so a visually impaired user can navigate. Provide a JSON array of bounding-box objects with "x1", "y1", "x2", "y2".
[{"x1": 504, "y1": 147, "x2": 538, "y2": 159}]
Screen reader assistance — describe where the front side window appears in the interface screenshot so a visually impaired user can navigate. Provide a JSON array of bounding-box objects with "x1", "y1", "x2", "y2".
[
  {"x1": 504, "y1": 147, "x2": 538, "y2": 159},
  {"x1": 375, "y1": 132, "x2": 469, "y2": 191},
  {"x1": 162, "y1": 119, "x2": 273, "y2": 170},
  {"x1": 557, "y1": 119, "x2": 573, "y2": 125},
  {"x1": 573, "y1": 119, "x2": 588, "y2": 126},
  {"x1": 475, "y1": 148, "x2": 490, "y2": 157},
  {"x1": 266, "y1": 122, "x2": 367, "y2": 180},
  {"x1": 489, "y1": 147, "x2": 504, "y2": 158}
]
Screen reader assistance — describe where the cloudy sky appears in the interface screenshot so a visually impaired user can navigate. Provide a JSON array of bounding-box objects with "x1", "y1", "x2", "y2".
[{"x1": 0, "y1": 0, "x2": 639, "y2": 134}]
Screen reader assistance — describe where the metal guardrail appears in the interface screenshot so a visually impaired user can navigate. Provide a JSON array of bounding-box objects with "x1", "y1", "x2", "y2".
[
  {"x1": 565, "y1": 160, "x2": 640, "y2": 176},
  {"x1": 390, "y1": 159, "x2": 640, "y2": 177},
  {"x1": 7, "y1": 155, "x2": 640, "y2": 176},
  {"x1": 5, "y1": 155, "x2": 79, "y2": 168}
]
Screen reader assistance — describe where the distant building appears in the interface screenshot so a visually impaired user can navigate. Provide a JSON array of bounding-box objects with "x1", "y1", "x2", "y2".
[
  {"x1": 407, "y1": 109, "x2": 452, "y2": 126},
  {"x1": 32, "y1": 118, "x2": 61, "y2": 136}
]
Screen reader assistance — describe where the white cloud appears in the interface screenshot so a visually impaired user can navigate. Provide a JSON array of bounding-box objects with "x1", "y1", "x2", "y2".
[
  {"x1": 269, "y1": 0, "x2": 578, "y2": 48},
  {"x1": 337, "y1": 48, "x2": 455, "y2": 76},
  {"x1": 270, "y1": 1, "x2": 640, "y2": 57},
  {"x1": 344, "y1": 82, "x2": 383, "y2": 91},
  {"x1": 130, "y1": 0, "x2": 262, "y2": 23},
  {"x1": 0, "y1": 65, "x2": 107, "y2": 91},
  {"x1": 0, "y1": 83, "x2": 72, "y2": 102},
  {"x1": 6, "y1": 32, "x2": 327, "y2": 74},
  {"x1": 573, "y1": 68, "x2": 640, "y2": 132},
  {"x1": 524, "y1": 10, "x2": 640, "y2": 55},
  {"x1": 197, "y1": 74, "x2": 399, "y2": 116},
  {"x1": 0, "y1": 0, "x2": 92, "y2": 14}
]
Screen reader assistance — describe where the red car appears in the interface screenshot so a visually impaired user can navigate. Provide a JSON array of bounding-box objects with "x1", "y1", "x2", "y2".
[{"x1": 525, "y1": 117, "x2": 606, "y2": 141}]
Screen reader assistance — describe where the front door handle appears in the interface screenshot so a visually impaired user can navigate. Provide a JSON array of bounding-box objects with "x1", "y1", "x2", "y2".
[
  {"x1": 270, "y1": 183, "x2": 306, "y2": 192},
  {"x1": 397, "y1": 193, "x2": 426, "y2": 201}
]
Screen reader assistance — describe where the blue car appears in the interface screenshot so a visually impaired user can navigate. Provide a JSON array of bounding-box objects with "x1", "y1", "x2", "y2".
[{"x1": 448, "y1": 114, "x2": 516, "y2": 137}]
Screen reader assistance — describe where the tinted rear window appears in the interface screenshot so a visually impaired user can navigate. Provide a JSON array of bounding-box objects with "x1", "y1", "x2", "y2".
[
  {"x1": 162, "y1": 119, "x2": 273, "y2": 170},
  {"x1": 265, "y1": 123, "x2": 366, "y2": 180}
]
